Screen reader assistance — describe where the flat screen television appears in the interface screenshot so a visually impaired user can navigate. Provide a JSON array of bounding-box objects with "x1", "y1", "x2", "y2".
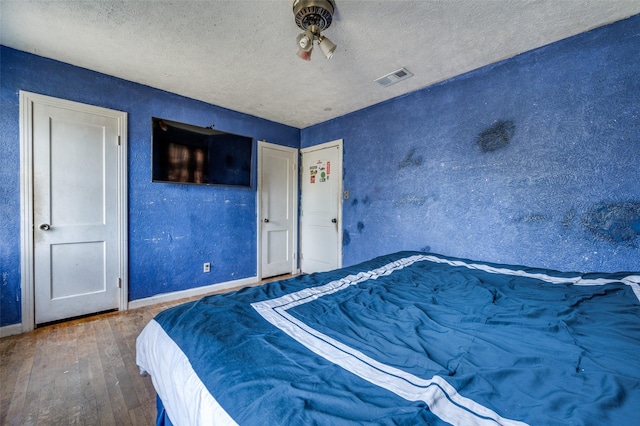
[{"x1": 151, "y1": 117, "x2": 253, "y2": 187}]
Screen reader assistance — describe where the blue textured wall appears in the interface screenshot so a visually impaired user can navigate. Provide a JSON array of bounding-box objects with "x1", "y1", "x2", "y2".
[
  {"x1": 0, "y1": 47, "x2": 299, "y2": 327},
  {"x1": 302, "y1": 15, "x2": 640, "y2": 273},
  {"x1": 2, "y1": 16, "x2": 639, "y2": 328}
]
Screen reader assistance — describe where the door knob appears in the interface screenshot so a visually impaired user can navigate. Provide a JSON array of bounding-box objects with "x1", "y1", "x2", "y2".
[
  {"x1": 263, "y1": 218, "x2": 269, "y2": 223},
  {"x1": 39, "y1": 223, "x2": 51, "y2": 231},
  {"x1": 331, "y1": 218, "x2": 337, "y2": 223}
]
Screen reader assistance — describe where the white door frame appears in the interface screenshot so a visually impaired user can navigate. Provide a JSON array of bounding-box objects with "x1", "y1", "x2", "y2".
[
  {"x1": 256, "y1": 140, "x2": 299, "y2": 280},
  {"x1": 19, "y1": 91, "x2": 128, "y2": 332},
  {"x1": 300, "y1": 139, "x2": 343, "y2": 272}
]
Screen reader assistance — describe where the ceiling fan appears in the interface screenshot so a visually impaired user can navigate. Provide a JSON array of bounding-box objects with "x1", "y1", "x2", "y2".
[{"x1": 292, "y1": 0, "x2": 338, "y2": 60}]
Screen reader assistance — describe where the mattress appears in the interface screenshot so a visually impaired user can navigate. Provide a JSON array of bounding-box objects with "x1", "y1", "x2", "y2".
[{"x1": 136, "y1": 251, "x2": 640, "y2": 425}]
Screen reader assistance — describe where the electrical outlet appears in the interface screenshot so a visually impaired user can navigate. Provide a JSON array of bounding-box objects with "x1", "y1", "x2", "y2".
[{"x1": 203, "y1": 262, "x2": 211, "y2": 273}]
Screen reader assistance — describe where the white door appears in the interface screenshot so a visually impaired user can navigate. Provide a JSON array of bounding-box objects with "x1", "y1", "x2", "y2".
[
  {"x1": 300, "y1": 140, "x2": 343, "y2": 273},
  {"x1": 258, "y1": 142, "x2": 298, "y2": 278},
  {"x1": 26, "y1": 94, "x2": 126, "y2": 325}
]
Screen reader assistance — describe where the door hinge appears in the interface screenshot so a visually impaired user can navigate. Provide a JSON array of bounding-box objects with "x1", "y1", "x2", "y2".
[
  {"x1": 118, "y1": 277, "x2": 122, "y2": 288},
  {"x1": 118, "y1": 135, "x2": 121, "y2": 146}
]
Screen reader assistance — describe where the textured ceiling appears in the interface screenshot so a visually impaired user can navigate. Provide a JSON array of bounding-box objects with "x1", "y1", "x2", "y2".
[{"x1": 1, "y1": 1, "x2": 639, "y2": 129}]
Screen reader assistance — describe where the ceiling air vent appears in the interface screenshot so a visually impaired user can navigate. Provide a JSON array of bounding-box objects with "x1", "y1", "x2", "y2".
[{"x1": 375, "y1": 68, "x2": 413, "y2": 87}]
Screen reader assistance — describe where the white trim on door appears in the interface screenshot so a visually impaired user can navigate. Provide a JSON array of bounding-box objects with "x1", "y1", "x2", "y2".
[{"x1": 19, "y1": 91, "x2": 128, "y2": 333}]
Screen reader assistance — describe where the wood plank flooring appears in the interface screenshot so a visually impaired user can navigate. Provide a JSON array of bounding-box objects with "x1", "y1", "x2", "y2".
[{"x1": 0, "y1": 275, "x2": 292, "y2": 426}]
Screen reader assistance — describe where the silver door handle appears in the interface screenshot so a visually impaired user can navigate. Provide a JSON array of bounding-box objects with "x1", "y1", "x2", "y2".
[{"x1": 39, "y1": 223, "x2": 51, "y2": 231}]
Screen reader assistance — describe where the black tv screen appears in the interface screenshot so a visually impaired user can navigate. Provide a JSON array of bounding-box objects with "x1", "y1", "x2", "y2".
[{"x1": 151, "y1": 117, "x2": 253, "y2": 187}]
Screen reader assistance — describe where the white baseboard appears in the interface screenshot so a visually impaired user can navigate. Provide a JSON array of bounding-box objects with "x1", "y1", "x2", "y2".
[
  {"x1": 1, "y1": 277, "x2": 260, "y2": 336},
  {"x1": 127, "y1": 276, "x2": 259, "y2": 310},
  {"x1": 0, "y1": 323, "x2": 23, "y2": 338}
]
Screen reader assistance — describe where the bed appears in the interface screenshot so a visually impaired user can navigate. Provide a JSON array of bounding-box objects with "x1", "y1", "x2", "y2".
[{"x1": 136, "y1": 251, "x2": 640, "y2": 425}]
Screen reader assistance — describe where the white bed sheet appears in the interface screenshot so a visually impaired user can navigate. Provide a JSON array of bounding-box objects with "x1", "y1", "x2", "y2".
[{"x1": 136, "y1": 319, "x2": 238, "y2": 426}]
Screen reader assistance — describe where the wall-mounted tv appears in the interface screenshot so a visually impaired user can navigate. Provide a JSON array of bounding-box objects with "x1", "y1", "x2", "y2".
[{"x1": 151, "y1": 117, "x2": 253, "y2": 188}]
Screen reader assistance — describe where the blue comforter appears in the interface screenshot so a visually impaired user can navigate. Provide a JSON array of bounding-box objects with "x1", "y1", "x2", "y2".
[{"x1": 147, "y1": 252, "x2": 640, "y2": 425}]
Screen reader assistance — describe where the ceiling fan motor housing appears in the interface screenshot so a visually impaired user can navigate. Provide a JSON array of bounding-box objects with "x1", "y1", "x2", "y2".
[{"x1": 293, "y1": 0, "x2": 336, "y2": 31}]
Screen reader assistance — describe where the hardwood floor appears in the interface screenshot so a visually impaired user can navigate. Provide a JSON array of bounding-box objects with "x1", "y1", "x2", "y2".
[{"x1": 0, "y1": 275, "x2": 292, "y2": 426}]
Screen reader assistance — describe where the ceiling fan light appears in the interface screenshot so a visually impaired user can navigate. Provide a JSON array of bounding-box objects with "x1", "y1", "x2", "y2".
[
  {"x1": 296, "y1": 28, "x2": 315, "y2": 61},
  {"x1": 296, "y1": 31, "x2": 313, "y2": 50},
  {"x1": 318, "y1": 36, "x2": 336, "y2": 59},
  {"x1": 297, "y1": 47, "x2": 312, "y2": 61}
]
